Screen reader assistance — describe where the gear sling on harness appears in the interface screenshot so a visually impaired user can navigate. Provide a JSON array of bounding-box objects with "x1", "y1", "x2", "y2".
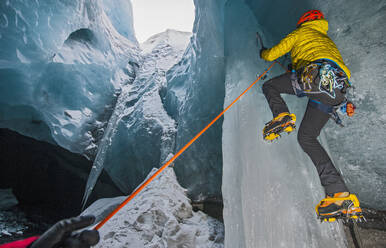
[{"x1": 290, "y1": 59, "x2": 354, "y2": 126}]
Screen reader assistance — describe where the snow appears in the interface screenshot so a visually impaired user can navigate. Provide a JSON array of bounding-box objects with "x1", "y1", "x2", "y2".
[
  {"x1": 83, "y1": 168, "x2": 224, "y2": 248},
  {"x1": 0, "y1": 210, "x2": 29, "y2": 239},
  {"x1": 141, "y1": 29, "x2": 191, "y2": 57}
]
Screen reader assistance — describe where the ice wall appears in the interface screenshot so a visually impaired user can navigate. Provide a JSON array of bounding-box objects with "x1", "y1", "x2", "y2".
[
  {"x1": 245, "y1": 0, "x2": 386, "y2": 211},
  {"x1": 218, "y1": 0, "x2": 386, "y2": 247},
  {"x1": 0, "y1": 0, "x2": 140, "y2": 155},
  {"x1": 82, "y1": 29, "x2": 191, "y2": 205},
  {"x1": 312, "y1": 0, "x2": 386, "y2": 210},
  {"x1": 165, "y1": 0, "x2": 225, "y2": 200},
  {"x1": 222, "y1": 1, "x2": 347, "y2": 247},
  {"x1": 101, "y1": 0, "x2": 137, "y2": 44}
]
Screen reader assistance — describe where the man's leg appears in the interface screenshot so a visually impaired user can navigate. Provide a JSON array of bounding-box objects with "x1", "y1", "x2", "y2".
[
  {"x1": 262, "y1": 72, "x2": 294, "y2": 117},
  {"x1": 297, "y1": 101, "x2": 348, "y2": 194}
]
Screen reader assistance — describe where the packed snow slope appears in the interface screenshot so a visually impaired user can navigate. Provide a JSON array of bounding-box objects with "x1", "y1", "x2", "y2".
[{"x1": 83, "y1": 168, "x2": 224, "y2": 248}]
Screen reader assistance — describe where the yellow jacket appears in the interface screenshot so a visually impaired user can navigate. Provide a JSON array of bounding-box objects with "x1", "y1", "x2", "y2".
[{"x1": 261, "y1": 19, "x2": 351, "y2": 79}]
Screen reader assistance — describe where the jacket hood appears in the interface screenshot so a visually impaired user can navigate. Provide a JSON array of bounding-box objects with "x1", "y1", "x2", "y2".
[{"x1": 300, "y1": 19, "x2": 329, "y2": 34}]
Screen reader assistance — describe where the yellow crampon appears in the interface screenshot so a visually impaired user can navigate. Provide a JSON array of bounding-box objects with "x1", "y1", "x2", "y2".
[
  {"x1": 315, "y1": 194, "x2": 364, "y2": 223},
  {"x1": 263, "y1": 113, "x2": 296, "y2": 141}
]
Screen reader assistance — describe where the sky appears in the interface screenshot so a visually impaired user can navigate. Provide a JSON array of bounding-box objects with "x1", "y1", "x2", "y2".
[{"x1": 131, "y1": 0, "x2": 195, "y2": 43}]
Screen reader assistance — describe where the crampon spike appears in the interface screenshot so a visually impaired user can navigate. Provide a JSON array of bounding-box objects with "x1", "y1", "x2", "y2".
[{"x1": 315, "y1": 194, "x2": 364, "y2": 223}]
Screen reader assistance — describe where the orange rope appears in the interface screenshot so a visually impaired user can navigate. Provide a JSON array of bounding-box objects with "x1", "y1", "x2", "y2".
[
  {"x1": 276, "y1": 61, "x2": 289, "y2": 73},
  {"x1": 94, "y1": 61, "x2": 277, "y2": 230}
]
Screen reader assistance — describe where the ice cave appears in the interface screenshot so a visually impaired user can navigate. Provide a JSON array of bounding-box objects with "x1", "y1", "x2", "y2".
[{"x1": 0, "y1": 0, "x2": 385, "y2": 247}]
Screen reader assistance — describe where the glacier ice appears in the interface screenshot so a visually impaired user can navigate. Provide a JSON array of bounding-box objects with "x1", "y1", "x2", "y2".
[
  {"x1": 100, "y1": 0, "x2": 138, "y2": 44},
  {"x1": 164, "y1": 0, "x2": 225, "y2": 200},
  {"x1": 1, "y1": 0, "x2": 386, "y2": 247},
  {"x1": 220, "y1": 0, "x2": 386, "y2": 247},
  {"x1": 82, "y1": 168, "x2": 224, "y2": 248},
  {"x1": 313, "y1": 0, "x2": 386, "y2": 210},
  {"x1": 222, "y1": 1, "x2": 346, "y2": 247},
  {"x1": 244, "y1": 0, "x2": 386, "y2": 210},
  {"x1": 82, "y1": 29, "x2": 192, "y2": 205},
  {"x1": 0, "y1": 0, "x2": 140, "y2": 155}
]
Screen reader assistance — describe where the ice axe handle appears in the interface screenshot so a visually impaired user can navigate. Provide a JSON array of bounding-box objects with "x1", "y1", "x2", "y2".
[{"x1": 256, "y1": 32, "x2": 265, "y2": 49}]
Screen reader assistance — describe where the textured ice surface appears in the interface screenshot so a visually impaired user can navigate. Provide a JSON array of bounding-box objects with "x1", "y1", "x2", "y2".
[
  {"x1": 83, "y1": 168, "x2": 224, "y2": 248},
  {"x1": 221, "y1": 2, "x2": 347, "y2": 247},
  {"x1": 1, "y1": 0, "x2": 386, "y2": 247},
  {"x1": 312, "y1": 0, "x2": 386, "y2": 210},
  {"x1": 243, "y1": 0, "x2": 386, "y2": 209},
  {"x1": 0, "y1": 0, "x2": 140, "y2": 155},
  {"x1": 83, "y1": 29, "x2": 191, "y2": 205},
  {"x1": 100, "y1": 0, "x2": 137, "y2": 44},
  {"x1": 165, "y1": 0, "x2": 225, "y2": 200},
  {"x1": 220, "y1": 0, "x2": 386, "y2": 247}
]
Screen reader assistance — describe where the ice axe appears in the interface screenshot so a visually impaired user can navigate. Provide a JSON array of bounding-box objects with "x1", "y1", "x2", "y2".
[
  {"x1": 256, "y1": 32, "x2": 265, "y2": 50},
  {"x1": 256, "y1": 32, "x2": 268, "y2": 80},
  {"x1": 256, "y1": 31, "x2": 289, "y2": 73}
]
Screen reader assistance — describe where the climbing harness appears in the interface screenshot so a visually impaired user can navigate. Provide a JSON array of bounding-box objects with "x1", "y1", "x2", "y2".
[
  {"x1": 290, "y1": 59, "x2": 355, "y2": 126},
  {"x1": 93, "y1": 62, "x2": 278, "y2": 230},
  {"x1": 309, "y1": 99, "x2": 341, "y2": 127},
  {"x1": 293, "y1": 59, "x2": 351, "y2": 98}
]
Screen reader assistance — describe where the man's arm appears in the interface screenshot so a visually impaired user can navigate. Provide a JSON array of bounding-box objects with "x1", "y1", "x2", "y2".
[{"x1": 261, "y1": 30, "x2": 298, "y2": 61}]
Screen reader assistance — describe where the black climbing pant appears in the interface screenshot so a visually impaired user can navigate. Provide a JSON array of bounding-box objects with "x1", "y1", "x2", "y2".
[{"x1": 262, "y1": 72, "x2": 349, "y2": 194}]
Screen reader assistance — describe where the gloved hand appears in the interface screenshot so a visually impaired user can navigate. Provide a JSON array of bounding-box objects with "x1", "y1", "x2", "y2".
[
  {"x1": 30, "y1": 215, "x2": 100, "y2": 248},
  {"x1": 259, "y1": 47, "x2": 267, "y2": 59}
]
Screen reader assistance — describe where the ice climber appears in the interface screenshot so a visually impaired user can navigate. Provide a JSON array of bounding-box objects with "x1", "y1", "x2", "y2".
[{"x1": 259, "y1": 10, "x2": 362, "y2": 220}]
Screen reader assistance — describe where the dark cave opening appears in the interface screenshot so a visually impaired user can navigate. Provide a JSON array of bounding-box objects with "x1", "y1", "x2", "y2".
[{"x1": 0, "y1": 128, "x2": 122, "y2": 243}]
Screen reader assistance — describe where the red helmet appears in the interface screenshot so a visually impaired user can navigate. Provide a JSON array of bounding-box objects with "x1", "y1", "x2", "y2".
[{"x1": 297, "y1": 10, "x2": 324, "y2": 27}]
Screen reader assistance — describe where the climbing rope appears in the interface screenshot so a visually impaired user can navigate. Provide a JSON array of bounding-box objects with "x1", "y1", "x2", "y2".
[{"x1": 94, "y1": 61, "x2": 277, "y2": 230}]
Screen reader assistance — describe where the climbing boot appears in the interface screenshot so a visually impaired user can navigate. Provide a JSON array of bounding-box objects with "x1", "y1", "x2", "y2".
[
  {"x1": 263, "y1": 112, "x2": 296, "y2": 141},
  {"x1": 316, "y1": 193, "x2": 364, "y2": 222}
]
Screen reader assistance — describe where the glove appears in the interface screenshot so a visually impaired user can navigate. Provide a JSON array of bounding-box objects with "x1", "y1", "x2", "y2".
[
  {"x1": 30, "y1": 215, "x2": 100, "y2": 248},
  {"x1": 259, "y1": 47, "x2": 267, "y2": 59}
]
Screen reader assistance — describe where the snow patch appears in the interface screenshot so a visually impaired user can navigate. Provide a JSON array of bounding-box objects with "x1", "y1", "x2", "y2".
[{"x1": 83, "y1": 168, "x2": 224, "y2": 248}]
